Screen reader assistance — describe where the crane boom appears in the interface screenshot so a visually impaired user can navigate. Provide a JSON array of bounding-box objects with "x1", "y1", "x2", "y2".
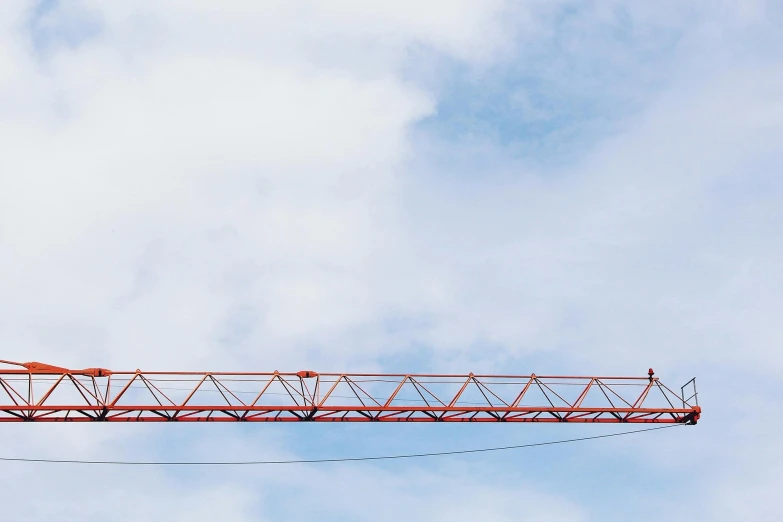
[{"x1": 0, "y1": 361, "x2": 700, "y2": 423}]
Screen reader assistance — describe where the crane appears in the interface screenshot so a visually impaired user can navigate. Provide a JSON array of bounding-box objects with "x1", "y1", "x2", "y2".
[{"x1": 0, "y1": 360, "x2": 700, "y2": 423}]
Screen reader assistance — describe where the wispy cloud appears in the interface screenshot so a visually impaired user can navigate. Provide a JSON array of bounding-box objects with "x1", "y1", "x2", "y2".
[{"x1": 0, "y1": 1, "x2": 781, "y2": 520}]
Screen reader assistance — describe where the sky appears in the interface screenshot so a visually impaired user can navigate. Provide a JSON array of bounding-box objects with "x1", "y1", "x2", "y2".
[{"x1": 0, "y1": 0, "x2": 782, "y2": 520}]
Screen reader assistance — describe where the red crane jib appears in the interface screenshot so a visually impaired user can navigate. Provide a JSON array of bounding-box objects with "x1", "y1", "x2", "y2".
[{"x1": 0, "y1": 361, "x2": 700, "y2": 424}]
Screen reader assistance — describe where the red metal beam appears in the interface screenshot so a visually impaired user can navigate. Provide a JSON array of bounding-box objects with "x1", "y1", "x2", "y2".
[{"x1": 0, "y1": 361, "x2": 700, "y2": 423}]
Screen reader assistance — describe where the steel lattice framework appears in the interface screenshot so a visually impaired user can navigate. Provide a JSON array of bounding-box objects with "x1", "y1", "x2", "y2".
[{"x1": 0, "y1": 361, "x2": 700, "y2": 423}]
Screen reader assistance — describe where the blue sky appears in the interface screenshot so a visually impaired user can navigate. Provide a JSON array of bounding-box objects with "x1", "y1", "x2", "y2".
[{"x1": 1, "y1": 1, "x2": 782, "y2": 520}]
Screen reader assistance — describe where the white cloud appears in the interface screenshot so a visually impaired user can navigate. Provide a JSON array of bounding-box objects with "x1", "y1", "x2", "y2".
[
  {"x1": 1, "y1": 1, "x2": 782, "y2": 520},
  {"x1": 1, "y1": 0, "x2": 501, "y2": 370}
]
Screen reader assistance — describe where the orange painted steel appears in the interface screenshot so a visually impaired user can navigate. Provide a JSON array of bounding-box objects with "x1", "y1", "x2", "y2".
[{"x1": 0, "y1": 361, "x2": 700, "y2": 423}]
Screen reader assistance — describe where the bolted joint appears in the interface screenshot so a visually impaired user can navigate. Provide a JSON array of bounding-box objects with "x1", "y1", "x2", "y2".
[{"x1": 81, "y1": 368, "x2": 113, "y2": 377}]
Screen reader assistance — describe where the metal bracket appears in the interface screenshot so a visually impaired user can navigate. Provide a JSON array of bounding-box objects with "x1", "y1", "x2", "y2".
[{"x1": 681, "y1": 377, "x2": 698, "y2": 407}]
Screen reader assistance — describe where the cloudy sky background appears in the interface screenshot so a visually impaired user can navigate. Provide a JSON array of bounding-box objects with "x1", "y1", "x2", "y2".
[{"x1": 1, "y1": 0, "x2": 781, "y2": 520}]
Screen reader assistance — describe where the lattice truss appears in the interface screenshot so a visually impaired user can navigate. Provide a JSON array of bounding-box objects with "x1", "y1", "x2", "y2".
[{"x1": 0, "y1": 361, "x2": 700, "y2": 423}]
